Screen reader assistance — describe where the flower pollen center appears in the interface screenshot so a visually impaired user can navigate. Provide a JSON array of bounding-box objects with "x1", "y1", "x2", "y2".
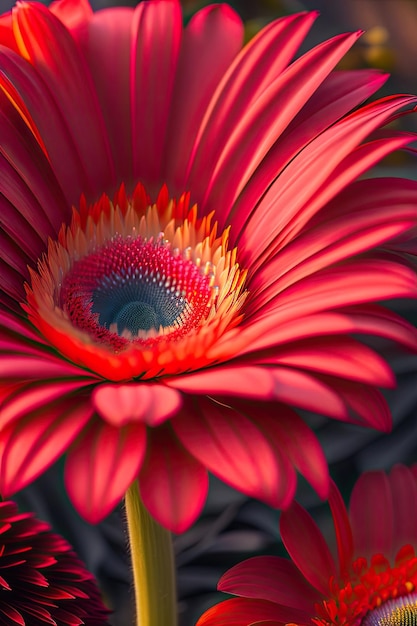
[{"x1": 60, "y1": 234, "x2": 210, "y2": 349}]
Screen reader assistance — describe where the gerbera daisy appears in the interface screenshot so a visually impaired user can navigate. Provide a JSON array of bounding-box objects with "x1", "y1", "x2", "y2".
[
  {"x1": 196, "y1": 464, "x2": 417, "y2": 626},
  {"x1": 0, "y1": 499, "x2": 109, "y2": 625},
  {"x1": 0, "y1": 0, "x2": 417, "y2": 533}
]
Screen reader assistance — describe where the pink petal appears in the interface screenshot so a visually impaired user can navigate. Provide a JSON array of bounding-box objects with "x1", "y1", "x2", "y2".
[
  {"x1": 172, "y1": 397, "x2": 293, "y2": 508},
  {"x1": 0, "y1": 260, "x2": 27, "y2": 304},
  {"x1": 280, "y1": 500, "x2": 337, "y2": 595},
  {"x1": 139, "y1": 425, "x2": 208, "y2": 533},
  {"x1": 164, "y1": 3, "x2": 243, "y2": 190},
  {"x1": 231, "y1": 69, "x2": 388, "y2": 236},
  {"x1": 0, "y1": 310, "x2": 48, "y2": 344},
  {"x1": 242, "y1": 96, "x2": 416, "y2": 267},
  {"x1": 0, "y1": 605, "x2": 25, "y2": 626},
  {"x1": 49, "y1": 0, "x2": 93, "y2": 33},
  {"x1": 0, "y1": 355, "x2": 94, "y2": 380},
  {"x1": 255, "y1": 258, "x2": 417, "y2": 323},
  {"x1": 253, "y1": 167, "x2": 417, "y2": 306},
  {"x1": 0, "y1": 173, "x2": 47, "y2": 260},
  {"x1": 131, "y1": 0, "x2": 182, "y2": 191},
  {"x1": 195, "y1": 31, "x2": 362, "y2": 218},
  {"x1": 0, "y1": 336, "x2": 56, "y2": 357},
  {"x1": 218, "y1": 556, "x2": 320, "y2": 612},
  {"x1": 259, "y1": 337, "x2": 395, "y2": 387},
  {"x1": 0, "y1": 12, "x2": 18, "y2": 53},
  {"x1": 0, "y1": 380, "x2": 91, "y2": 431},
  {"x1": 0, "y1": 80, "x2": 69, "y2": 233},
  {"x1": 317, "y1": 376, "x2": 392, "y2": 431},
  {"x1": 65, "y1": 417, "x2": 147, "y2": 523},
  {"x1": 0, "y1": 226, "x2": 33, "y2": 279},
  {"x1": 81, "y1": 7, "x2": 134, "y2": 184},
  {"x1": 0, "y1": 48, "x2": 91, "y2": 208},
  {"x1": 270, "y1": 366, "x2": 348, "y2": 420},
  {"x1": 92, "y1": 383, "x2": 182, "y2": 427},
  {"x1": 185, "y1": 11, "x2": 319, "y2": 205},
  {"x1": 0, "y1": 398, "x2": 94, "y2": 496},
  {"x1": 167, "y1": 365, "x2": 276, "y2": 399},
  {"x1": 349, "y1": 470, "x2": 394, "y2": 558},
  {"x1": 196, "y1": 597, "x2": 304, "y2": 626},
  {"x1": 213, "y1": 303, "x2": 417, "y2": 364},
  {"x1": 237, "y1": 403, "x2": 329, "y2": 500},
  {"x1": 327, "y1": 480, "x2": 354, "y2": 576},
  {"x1": 322, "y1": 176, "x2": 417, "y2": 224},
  {"x1": 13, "y1": 1, "x2": 115, "y2": 199},
  {"x1": 388, "y1": 465, "x2": 417, "y2": 551}
]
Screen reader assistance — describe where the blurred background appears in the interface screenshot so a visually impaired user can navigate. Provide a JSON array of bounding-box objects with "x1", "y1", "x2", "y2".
[{"x1": 2, "y1": 0, "x2": 417, "y2": 624}]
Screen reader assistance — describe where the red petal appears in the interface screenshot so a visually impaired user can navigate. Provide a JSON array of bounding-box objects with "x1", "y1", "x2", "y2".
[
  {"x1": 260, "y1": 337, "x2": 394, "y2": 387},
  {"x1": 13, "y1": 1, "x2": 115, "y2": 199},
  {"x1": 49, "y1": 0, "x2": 93, "y2": 32},
  {"x1": 185, "y1": 10, "x2": 316, "y2": 197},
  {"x1": 0, "y1": 605, "x2": 25, "y2": 626},
  {"x1": 173, "y1": 397, "x2": 292, "y2": 508},
  {"x1": 280, "y1": 501, "x2": 336, "y2": 595},
  {"x1": 219, "y1": 556, "x2": 320, "y2": 612},
  {"x1": 239, "y1": 403, "x2": 329, "y2": 499},
  {"x1": 0, "y1": 380, "x2": 92, "y2": 430},
  {"x1": 139, "y1": 425, "x2": 208, "y2": 533},
  {"x1": 92, "y1": 383, "x2": 182, "y2": 427},
  {"x1": 196, "y1": 597, "x2": 305, "y2": 626},
  {"x1": 165, "y1": 3, "x2": 243, "y2": 190},
  {"x1": 229, "y1": 302, "x2": 417, "y2": 361},
  {"x1": 65, "y1": 418, "x2": 147, "y2": 523},
  {"x1": 243, "y1": 95, "x2": 416, "y2": 267},
  {"x1": 0, "y1": 310, "x2": 48, "y2": 344},
  {"x1": 271, "y1": 367, "x2": 347, "y2": 420},
  {"x1": 81, "y1": 7, "x2": 134, "y2": 183},
  {"x1": 317, "y1": 377, "x2": 392, "y2": 431},
  {"x1": 0, "y1": 355, "x2": 93, "y2": 380},
  {"x1": 328, "y1": 480, "x2": 354, "y2": 576},
  {"x1": 0, "y1": 47, "x2": 91, "y2": 209},
  {"x1": 255, "y1": 258, "x2": 417, "y2": 322},
  {"x1": 131, "y1": 0, "x2": 182, "y2": 189},
  {"x1": 349, "y1": 470, "x2": 394, "y2": 558},
  {"x1": 0, "y1": 398, "x2": 93, "y2": 495},
  {"x1": 254, "y1": 170, "x2": 417, "y2": 307},
  {"x1": 232, "y1": 68, "x2": 388, "y2": 237},
  {"x1": 167, "y1": 365, "x2": 276, "y2": 399},
  {"x1": 190, "y1": 19, "x2": 352, "y2": 216},
  {"x1": 389, "y1": 465, "x2": 417, "y2": 549}
]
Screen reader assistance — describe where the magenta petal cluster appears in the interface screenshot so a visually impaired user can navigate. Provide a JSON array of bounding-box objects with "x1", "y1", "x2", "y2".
[
  {"x1": 0, "y1": 0, "x2": 417, "y2": 532},
  {"x1": 0, "y1": 500, "x2": 109, "y2": 625}
]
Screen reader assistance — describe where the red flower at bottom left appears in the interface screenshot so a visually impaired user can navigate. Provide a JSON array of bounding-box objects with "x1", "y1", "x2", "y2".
[{"x1": 0, "y1": 500, "x2": 109, "y2": 625}]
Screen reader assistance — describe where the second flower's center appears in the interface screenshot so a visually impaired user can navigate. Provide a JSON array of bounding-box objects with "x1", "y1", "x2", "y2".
[
  {"x1": 362, "y1": 593, "x2": 417, "y2": 625},
  {"x1": 313, "y1": 546, "x2": 417, "y2": 626}
]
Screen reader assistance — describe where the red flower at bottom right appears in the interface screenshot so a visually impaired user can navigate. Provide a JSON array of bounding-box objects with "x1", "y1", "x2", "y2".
[{"x1": 196, "y1": 465, "x2": 417, "y2": 626}]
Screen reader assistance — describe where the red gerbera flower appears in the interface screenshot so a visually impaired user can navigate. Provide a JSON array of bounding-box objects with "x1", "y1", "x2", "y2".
[
  {"x1": 0, "y1": 499, "x2": 109, "y2": 625},
  {"x1": 197, "y1": 465, "x2": 417, "y2": 626},
  {"x1": 196, "y1": 465, "x2": 417, "y2": 626},
  {"x1": 0, "y1": 0, "x2": 417, "y2": 532}
]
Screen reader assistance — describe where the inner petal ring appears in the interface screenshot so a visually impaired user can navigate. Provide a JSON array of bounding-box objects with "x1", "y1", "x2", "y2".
[{"x1": 24, "y1": 184, "x2": 248, "y2": 379}]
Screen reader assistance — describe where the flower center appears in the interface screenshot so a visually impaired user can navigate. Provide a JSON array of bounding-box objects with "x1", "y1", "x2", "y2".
[
  {"x1": 362, "y1": 594, "x2": 417, "y2": 625},
  {"x1": 60, "y1": 234, "x2": 212, "y2": 350},
  {"x1": 24, "y1": 184, "x2": 247, "y2": 380}
]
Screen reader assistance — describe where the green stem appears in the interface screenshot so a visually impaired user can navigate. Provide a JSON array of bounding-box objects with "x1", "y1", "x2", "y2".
[{"x1": 125, "y1": 481, "x2": 177, "y2": 626}]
